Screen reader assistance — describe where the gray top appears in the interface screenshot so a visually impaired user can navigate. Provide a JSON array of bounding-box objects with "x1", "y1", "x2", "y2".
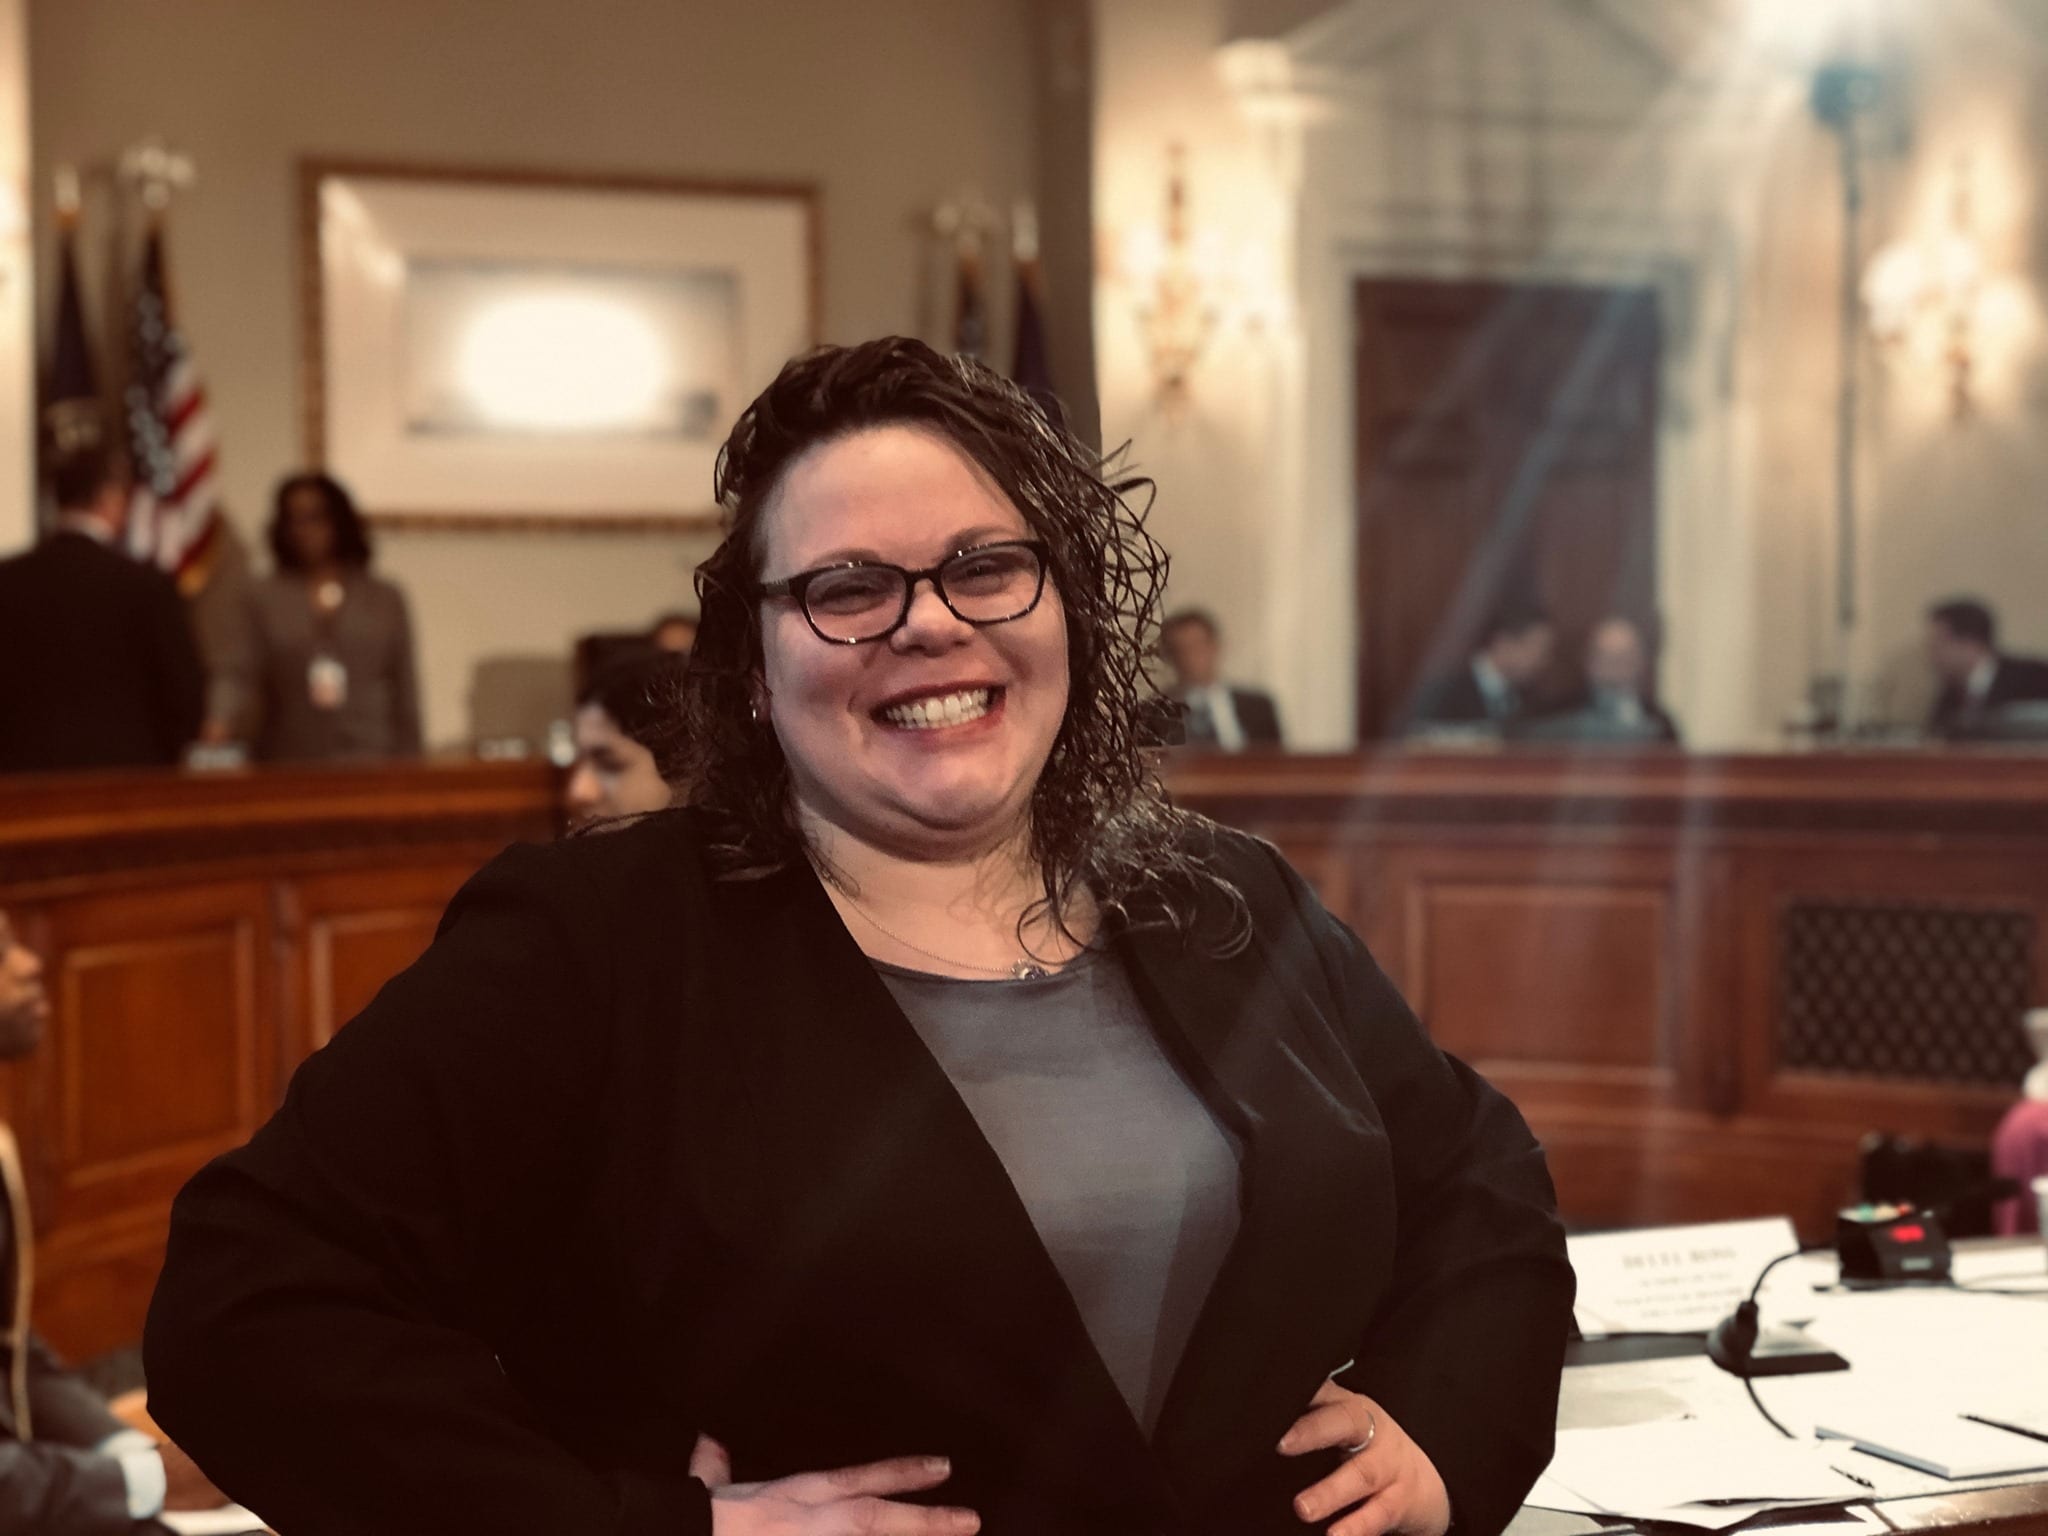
[
  {"x1": 878, "y1": 948, "x2": 1243, "y2": 1433},
  {"x1": 227, "y1": 571, "x2": 423, "y2": 762}
]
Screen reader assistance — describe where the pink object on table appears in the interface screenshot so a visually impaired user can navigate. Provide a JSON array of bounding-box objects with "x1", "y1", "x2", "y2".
[{"x1": 1991, "y1": 1099, "x2": 2048, "y2": 1234}]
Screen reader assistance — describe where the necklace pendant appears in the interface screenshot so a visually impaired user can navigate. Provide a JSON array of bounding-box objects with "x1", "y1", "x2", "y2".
[{"x1": 1010, "y1": 960, "x2": 1051, "y2": 981}]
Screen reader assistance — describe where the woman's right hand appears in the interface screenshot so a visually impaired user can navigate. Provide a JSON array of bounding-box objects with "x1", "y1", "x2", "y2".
[{"x1": 692, "y1": 1434, "x2": 981, "y2": 1535}]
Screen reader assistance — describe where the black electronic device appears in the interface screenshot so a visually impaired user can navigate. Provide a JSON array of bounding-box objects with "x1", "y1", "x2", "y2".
[
  {"x1": 1706, "y1": 1300, "x2": 1851, "y2": 1378},
  {"x1": 1705, "y1": 1248, "x2": 1853, "y2": 1382},
  {"x1": 1835, "y1": 1203, "x2": 1952, "y2": 1284}
]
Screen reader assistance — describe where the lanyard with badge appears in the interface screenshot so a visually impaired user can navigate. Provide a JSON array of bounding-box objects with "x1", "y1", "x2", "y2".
[{"x1": 307, "y1": 578, "x2": 349, "y2": 711}]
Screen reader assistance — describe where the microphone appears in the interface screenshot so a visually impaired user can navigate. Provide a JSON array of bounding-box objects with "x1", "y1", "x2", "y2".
[
  {"x1": 1706, "y1": 1298, "x2": 1763, "y2": 1376},
  {"x1": 1706, "y1": 1248, "x2": 1850, "y2": 1380}
]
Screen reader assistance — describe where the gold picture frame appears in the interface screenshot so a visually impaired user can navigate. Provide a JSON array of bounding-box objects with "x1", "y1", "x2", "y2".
[{"x1": 300, "y1": 158, "x2": 820, "y2": 533}]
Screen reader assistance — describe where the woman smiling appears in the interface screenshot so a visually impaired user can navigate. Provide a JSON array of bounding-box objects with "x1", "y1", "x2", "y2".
[{"x1": 145, "y1": 339, "x2": 1573, "y2": 1536}]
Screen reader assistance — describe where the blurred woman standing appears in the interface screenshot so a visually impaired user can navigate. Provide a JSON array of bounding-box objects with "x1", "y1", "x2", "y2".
[{"x1": 227, "y1": 473, "x2": 421, "y2": 762}]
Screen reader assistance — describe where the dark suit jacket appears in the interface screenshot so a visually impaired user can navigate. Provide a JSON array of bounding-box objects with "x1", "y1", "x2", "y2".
[
  {"x1": 145, "y1": 812, "x2": 1573, "y2": 1536},
  {"x1": 1519, "y1": 692, "x2": 1681, "y2": 746},
  {"x1": 0, "y1": 531, "x2": 205, "y2": 773},
  {"x1": 1408, "y1": 662, "x2": 1511, "y2": 733},
  {"x1": 1930, "y1": 654, "x2": 2048, "y2": 737},
  {"x1": 0, "y1": 1336, "x2": 152, "y2": 1535},
  {"x1": 1174, "y1": 686, "x2": 1284, "y2": 750},
  {"x1": 1, "y1": 1130, "x2": 161, "y2": 1535}
]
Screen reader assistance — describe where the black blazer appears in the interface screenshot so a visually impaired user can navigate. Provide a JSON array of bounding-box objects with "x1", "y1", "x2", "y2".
[
  {"x1": 1929, "y1": 654, "x2": 2048, "y2": 736},
  {"x1": 145, "y1": 812, "x2": 1572, "y2": 1536},
  {"x1": 0, "y1": 532, "x2": 205, "y2": 773}
]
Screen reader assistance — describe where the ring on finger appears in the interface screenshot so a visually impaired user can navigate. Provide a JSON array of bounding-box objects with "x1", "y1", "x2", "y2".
[{"x1": 1343, "y1": 1407, "x2": 1378, "y2": 1457}]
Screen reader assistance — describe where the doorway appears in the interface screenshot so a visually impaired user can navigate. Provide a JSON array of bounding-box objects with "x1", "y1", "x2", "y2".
[{"x1": 1352, "y1": 279, "x2": 1661, "y2": 740}]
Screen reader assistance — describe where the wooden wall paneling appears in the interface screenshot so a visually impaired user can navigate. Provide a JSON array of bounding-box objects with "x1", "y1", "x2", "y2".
[
  {"x1": 1678, "y1": 846, "x2": 1740, "y2": 1118},
  {"x1": 1344, "y1": 834, "x2": 1405, "y2": 976},
  {"x1": 43, "y1": 881, "x2": 273, "y2": 1222},
  {"x1": 1163, "y1": 751, "x2": 2048, "y2": 1241},
  {"x1": 1530, "y1": 1109, "x2": 1869, "y2": 1238},
  {"x1": 1379, "y1": 840, "x2": 1686, "y2": 1115},
  {"x1": 0, "y1": 762, "x2": 559, "y2": 1358},
  {"x1": 286, "y1": 863, "x2": 478, "y2": 1063},
  {"x1": 1730, "y1": 845, "x2": 2047, "y2": 1141},
  {"x1": 33, "y1": 879, "x2": 275, "y2": 1356}
]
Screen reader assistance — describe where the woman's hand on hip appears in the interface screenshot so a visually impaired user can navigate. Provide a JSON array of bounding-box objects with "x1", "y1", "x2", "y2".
[
  {"x1": 1277, "y1": 1380, "x2": 1451, "y2": 1536},
  {"x1": 691, "y1": 1434, "x2": 981, "y2": 1536}
]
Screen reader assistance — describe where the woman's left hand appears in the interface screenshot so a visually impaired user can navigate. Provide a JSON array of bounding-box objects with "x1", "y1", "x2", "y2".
[{"x1": 1277, "y1": 1380, "x2": 1450, "y2": 1536}]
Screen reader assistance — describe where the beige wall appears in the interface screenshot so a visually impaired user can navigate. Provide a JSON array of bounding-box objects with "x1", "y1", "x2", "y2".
[
  {"x1": 1094, "y1": 0, "x2": 1295, "y2": 721},
  {"x1": 28, "y1": 0, "x2": 1040, "y2": 748},
  {"x1": 1852, "y1": 4, "x2": 2048, "y2": 723},
  {"x1": 0, "y1": 0, "x2": 28, "y2": 552},
  {"x1": 1096, "y1": 0, "x2": 2048, "y2": 747}
]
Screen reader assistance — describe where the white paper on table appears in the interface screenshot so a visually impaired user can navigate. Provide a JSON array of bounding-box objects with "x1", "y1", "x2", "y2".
[
  {"x1": 1639, "y1": 1505, "x2": 1888, "y2": 1536},
  {"x1": 1947, "y1": 1243, "x2": 2048, "y2": 1293},
  {"x1": 1540, "y1": 1421, "x2": 1865, "y2": 1517},
  {"x1": 158, "y1": 1505, "x2": 266, "y2": 1536},
  {"x1": 1821, "y1": 1445, "x2": 2048, "y2": 1503},
  {"x1": 1815, "y1": 1410, "x2": 2048, "y2": 1479},
  {"x1": 1970, "y1": 1401, "x2": 2048, "y2": 1443}
]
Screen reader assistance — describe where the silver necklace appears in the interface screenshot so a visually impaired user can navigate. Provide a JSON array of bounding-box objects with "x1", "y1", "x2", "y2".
[{"x1": 823, "y1": 874, "x2": 1053, "y2": 981}]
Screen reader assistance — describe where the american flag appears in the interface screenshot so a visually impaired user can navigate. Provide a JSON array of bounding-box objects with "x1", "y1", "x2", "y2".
[{"x1": 124, "y1": 221, "x2": 222, "y2": 586}]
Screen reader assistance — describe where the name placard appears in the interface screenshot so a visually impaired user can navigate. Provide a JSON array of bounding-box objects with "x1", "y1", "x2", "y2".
[{"x1": 1568, "y1": 1216, "x2": 1798, "y2": 1337}]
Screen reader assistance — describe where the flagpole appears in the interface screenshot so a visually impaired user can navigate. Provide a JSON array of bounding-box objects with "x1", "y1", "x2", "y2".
[
  {"x1": 40, "y1": 164, "x2": 104, "y2": 501},
  {"x1": 932, "y1": 194, "x2": 997, "y2": 360},
  {"x1": 113, "y1": 137, "x2": 222, "y2": 587}
]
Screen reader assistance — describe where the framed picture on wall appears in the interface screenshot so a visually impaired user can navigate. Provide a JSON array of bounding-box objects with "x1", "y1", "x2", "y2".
[{"x1": 300, "y1": 159, "x2": 819, "y2": 531}]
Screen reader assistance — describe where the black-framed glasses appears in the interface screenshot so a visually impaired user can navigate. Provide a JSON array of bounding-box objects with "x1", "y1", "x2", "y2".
[{"x1": 758, "y1": 540, "x2": 1051, "y2": 645}]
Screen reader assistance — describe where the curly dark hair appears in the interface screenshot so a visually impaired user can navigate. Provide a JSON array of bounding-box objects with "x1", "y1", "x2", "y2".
[
  {"x1": 268, "y1": 472, "x2": 374, "y2": 572},
  {"x1": 577, "y1": 648, "x2": 691, "y2": 779},
  {"x1": 674, "y1": 337, "x2": 1243, "y2": 951}
]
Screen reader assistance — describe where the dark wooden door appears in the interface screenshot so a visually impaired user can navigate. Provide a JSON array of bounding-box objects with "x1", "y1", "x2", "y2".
[{"x1": 1353, "y1": 279, "x2": 1660, "y2": 740}]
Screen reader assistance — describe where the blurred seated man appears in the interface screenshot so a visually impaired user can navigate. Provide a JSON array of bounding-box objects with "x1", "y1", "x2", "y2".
[
  {"x1": 1522, "y1": 617, "x2": 1680, "y2": 745},
  {"x1": 0, "y1": 444, "x2": 205, "y2": 774},
  {"x1": 564, "y1": 651, "x2": 687, "y2": 829},
  {"x1": 1409, "y1": 602, "x2": 1554, "y2": 735},
  {"x1": 0, "y1": 910, "x2": 227, "y2": 1531},
  {"x1": 649, "y1": 610, "x2": 699, "y2": 656},
  {"x1": 1159, "y1": 607, "x2": 1282, "y2": 751},
  {"x1": 1926, "y1": 597, "x2": 2048, "y2": 739}
]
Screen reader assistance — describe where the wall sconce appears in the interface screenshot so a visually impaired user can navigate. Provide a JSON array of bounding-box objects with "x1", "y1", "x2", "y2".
[
  {"x1": 1109, "y1": 144, "x2": 1287, "y2": 414},
  {"x1": 1862, "y1": 159, "x2": 1994, "y2": 418},
  {"x1": 1117, "y1": 144, "x2": 1222, "y2": 412}
]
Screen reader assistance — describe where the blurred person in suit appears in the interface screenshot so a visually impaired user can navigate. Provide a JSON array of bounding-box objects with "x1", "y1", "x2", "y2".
[
  {"x1": 1926, "y1": 598, "x2": 2048, "y2": 738},
  {"x1": 0, "y1": 910, "x2": 228, "y2": 1531},
  {"x1": 222, "y1": 473, "x2": 422, "y2": 763},
  {"x1": 0, "y1": 444, "x2": 205, "y2": 774},
  {"x1": 1160, "y1": 608, "x2": 1283, "y2": 750},
  {"x1": 1408, "y1": 603, "x2": 1554, "y2": 735},
  {"x1": 564, "y1": 650, "x2": 689, "y2": 829},
  {"x1": 1523, "y1": 618, "x2": 1680, "y2": 745}
]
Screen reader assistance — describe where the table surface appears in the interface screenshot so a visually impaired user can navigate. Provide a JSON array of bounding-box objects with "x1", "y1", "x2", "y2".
[{"x1": 1508, "y1": 1239, "x2": 2048, "y2": 1536}]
